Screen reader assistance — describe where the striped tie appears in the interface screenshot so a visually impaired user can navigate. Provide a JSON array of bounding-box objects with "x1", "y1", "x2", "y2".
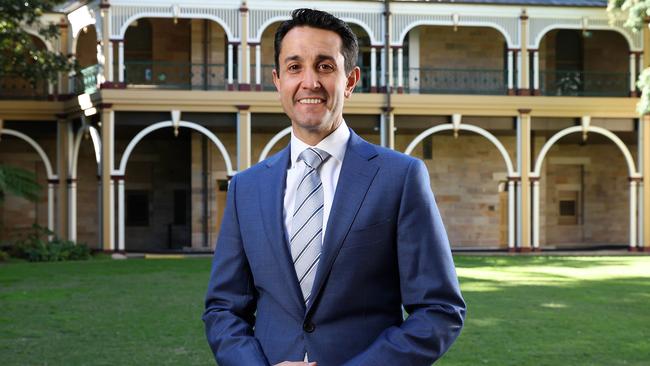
[{"x1": 290, "y1": 147, "x2": 330, "y2": 304}]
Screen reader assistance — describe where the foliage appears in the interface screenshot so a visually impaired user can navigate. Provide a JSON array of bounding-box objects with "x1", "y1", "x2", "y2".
[
  {"x1": 0, "y1": 164, "x2": 42, "y2": 203},
  {"x1": 0, "y1": 249, "x2": 8, "y2": 261},
  {"x1": 0, "y1": 0, "x2": 76, "y2": 86},
  {"x1": 608, "y1": 0, "x2": 650, "y2": 114},
  {"x1": 8, "y1": 223, "x2": 91, "y2": 262}
]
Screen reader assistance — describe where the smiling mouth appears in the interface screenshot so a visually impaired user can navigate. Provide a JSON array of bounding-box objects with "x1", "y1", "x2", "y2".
[{"x1": 298, "y1": 98, "x2": 325, "y2": 104}]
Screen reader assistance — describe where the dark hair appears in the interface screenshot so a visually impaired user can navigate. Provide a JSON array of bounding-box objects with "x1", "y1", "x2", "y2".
[{"x1": 274, "y1": 8, "x2": 359, "y2": 75}]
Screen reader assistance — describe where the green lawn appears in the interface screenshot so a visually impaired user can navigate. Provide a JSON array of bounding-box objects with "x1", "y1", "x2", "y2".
[{"x1": 1, "y1": 255, "x2": 649, "y2": 365}]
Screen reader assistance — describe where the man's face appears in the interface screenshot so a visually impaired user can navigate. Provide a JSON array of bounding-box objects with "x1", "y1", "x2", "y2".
[{"x1": 273, "y1": 26, "x2": 359, "y2": 139}]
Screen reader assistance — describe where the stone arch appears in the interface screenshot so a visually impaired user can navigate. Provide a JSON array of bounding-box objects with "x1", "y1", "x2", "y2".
[
  {"x1": 532, "y1": 24, "x2": 636, "y2": 51},
  {"x1": 259, "y1": 126, "x2": 291, "y2": 162},
  {"x1": 532, "y1": 125, "x2": 639, "y2": 249},
  {"x1": 118, "y1": 14, "x2": 234, "y2": 42}
]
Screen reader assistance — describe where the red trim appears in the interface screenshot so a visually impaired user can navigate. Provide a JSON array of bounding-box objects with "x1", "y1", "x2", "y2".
[
  {"x1": 507, "y1": 89, "x2": 516, "y2": 96},
  {"x1": 630, "y1": 91, "x2": 639, "y2": 98},
  {"x1": 238, "y1": 84, "x2": 251, "y2": 91},
  {"x1": 533, "y1": 89, "x2": 541, "y2": 96},
  {"x1": 227, "y1": 84, "x2": 235, "y2": 91},
  {"x1": 236, "y1": 105, "x2": 250, "y2": 111},
  {"x1": 518, "y1": 247, "x2": 532, "y2": 253},
  {"x1": 255, "y1": 84, "x2": 262, "y2": 91},
  {"x1": 518, "y1": 108, "x2": 532, "y2": 114},
  {"x1": 518, "y1": 89, "x2": 531, "y2": 96},
  {"x1": 370, "y1": 86, "x2": 377, "y2": 93},
  {"x1": 397, "y1": 86, "x2": 403, "y2": 94}
]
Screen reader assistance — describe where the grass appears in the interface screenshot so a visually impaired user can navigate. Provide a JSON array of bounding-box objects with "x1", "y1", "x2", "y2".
[{"x1": 1, "y1": 255, "x2": 649, "y2": 365}]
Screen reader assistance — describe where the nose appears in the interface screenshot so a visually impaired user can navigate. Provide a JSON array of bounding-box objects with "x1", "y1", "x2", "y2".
[{"x1": 301, "y1": 67, "x2": 321, "y2": 89}]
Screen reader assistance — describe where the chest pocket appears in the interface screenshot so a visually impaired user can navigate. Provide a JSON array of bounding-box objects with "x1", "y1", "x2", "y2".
[{"x1": 342, "y1": 218, "x2": 394, "y2": 249}]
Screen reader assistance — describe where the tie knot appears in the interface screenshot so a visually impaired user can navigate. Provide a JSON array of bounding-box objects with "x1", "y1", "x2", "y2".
[{"x1": 299, "y1": 147, "x2": 330, "y2": 170}]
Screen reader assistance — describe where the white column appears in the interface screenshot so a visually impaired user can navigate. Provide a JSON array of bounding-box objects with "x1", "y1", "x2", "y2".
[
  {"x1": 370, "y1": 47, "x2": 377, "y2": 90},
  {"x1": 68, "y1": 180, "x2": 77, "y2": 242},
  {"x1": 630, "y1": 179, "x2": 638, "y2": 249},
  {"x1": 48, "y1": 181, "x2": 55, "y2": 240},
  {"x1": 118, "y1": 41, "x2": 125, "y2": 83},
  {"x1": 507, "y1": 50, "x2": 514, "y2": 92},
  {"x1": 533, "y1": 50, "x2": 539, "y2": 93},
  {"x1": 109, "y1": 177, "x2": 115, "y2": 251},
  {"x1": 238, "y1": 44, "x2": 242, "y2": 83},
  {"x1": 245, "y1": 45, "x2": 251, "y2": 85},
  {"x1": 630, "y1": 52, "x2": 637, "y2": 94},
  {"x1": 118, "y1": 178, "x2": 125, "y2": 251},
  {"x1": 380, "y1": 47, "x2": 386, "y2": 87},
  {"x1": 107, "y1": 41, "x2": 114, "y2": 82},
  {"x1": 97, "y1": 177, "x2": 102, "y2": 249},
  {"x1": 397, "y1": 47, "x2": 404, "y2": 91},
  {"x1": 227, "y1": 43, "x2": 234, "y2": 85},
  {"x1": 388, "y1": 47, "x2": 394, "y2": 91},
  {"x1": 638, "y1": 118, "x2": 644, "y2": 248},
  {"x1": 532, "y1": 179, "x2": 540, "y2": 248},
  {"x1": 508, "y1": 179, "x2": 515, "y2": 249},
  {"x1": 515, "y1": 49, "x2": 522, "y2": 91},
  {"x1": 255, "y1": 44, "x2": 261, "y2": 89}
]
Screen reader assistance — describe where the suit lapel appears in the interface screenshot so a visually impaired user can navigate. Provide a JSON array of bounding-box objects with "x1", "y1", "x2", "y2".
[
  {"x1": 307, "y1": 131, "x2": 379, "y2": 314},
  {"x1": 258, "y1": 145, "x2": 306, "y2": 316}
]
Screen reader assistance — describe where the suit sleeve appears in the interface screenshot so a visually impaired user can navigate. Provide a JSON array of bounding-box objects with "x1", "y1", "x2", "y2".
[
  {"x1": 202, "y1": 174, "x2": 270, "y2": 366},
  {"x1": 343, "y1": 158, "x2": 466, "y2": 366}
]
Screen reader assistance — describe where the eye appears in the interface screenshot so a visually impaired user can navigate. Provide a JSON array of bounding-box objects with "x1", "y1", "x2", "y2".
[
  {"x1": 287, "y1": 64, "x2": 301, "y2": 73},
  {"x1": 318, "y1": 63, "x2": 335, "y2": 72}
]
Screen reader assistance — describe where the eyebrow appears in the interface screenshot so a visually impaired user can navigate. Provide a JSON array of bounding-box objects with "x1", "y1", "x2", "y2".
[{"x1": 282, "y1": 54, "x2": 337, "y2": 65}]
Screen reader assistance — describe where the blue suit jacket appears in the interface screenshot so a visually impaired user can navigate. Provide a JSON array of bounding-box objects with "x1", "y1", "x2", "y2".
[{"x1": 203, "y1": 130, "x2": 465, "y2": 366}]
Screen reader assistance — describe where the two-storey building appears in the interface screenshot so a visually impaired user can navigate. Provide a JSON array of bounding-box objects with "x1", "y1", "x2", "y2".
[{"x1": 1, "y1": 0, "x2": 647, "y2": 253}]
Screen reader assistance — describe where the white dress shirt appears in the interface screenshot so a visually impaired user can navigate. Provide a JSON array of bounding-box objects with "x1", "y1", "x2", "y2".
[{"x1": 283, "y1": 120, "x2": 350, "y2": 249}]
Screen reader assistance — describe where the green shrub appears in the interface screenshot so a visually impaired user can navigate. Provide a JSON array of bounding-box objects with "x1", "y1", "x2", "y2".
[
  {"x1": 9, "y1": 224, "x2": 91, "y2": 262},
  {"x1": 0, "y1": 250, "x2": 8, "y2": 262}
]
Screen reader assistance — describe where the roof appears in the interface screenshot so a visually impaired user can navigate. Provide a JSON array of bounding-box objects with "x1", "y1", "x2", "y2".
[{"x1": 398, "y1": 0, "x2": 608, "y2": 6}]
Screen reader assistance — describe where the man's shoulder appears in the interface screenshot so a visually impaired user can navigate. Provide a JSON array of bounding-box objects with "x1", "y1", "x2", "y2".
[{"x1": 354, "y1": 135, "x2": 420, "y2": 168}]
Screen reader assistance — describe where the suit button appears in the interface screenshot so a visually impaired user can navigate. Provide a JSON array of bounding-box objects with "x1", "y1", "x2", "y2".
[{"x1": 303, "y1": 321, "x2": 315, "y2": 333}]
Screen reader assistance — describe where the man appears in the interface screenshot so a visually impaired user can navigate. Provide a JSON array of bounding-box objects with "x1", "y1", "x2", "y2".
[{"x1": 203, "y1": 8, "x2": 465, "y2": 366}]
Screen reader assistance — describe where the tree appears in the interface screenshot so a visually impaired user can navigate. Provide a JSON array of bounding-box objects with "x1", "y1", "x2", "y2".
[
  {"x1": 608, "y1": 0, "x2": 650, "y2": 114},
  {"x1": 0, "y1": 164, "x2": 41, "y2": 203},
  {"x1": 0, "y1": 0, "x2": 76, "y2": 88}
]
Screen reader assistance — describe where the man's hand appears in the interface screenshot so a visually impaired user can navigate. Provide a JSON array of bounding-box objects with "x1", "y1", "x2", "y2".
[{"x1": 273, "y1": 362, "x2": 317, "y2": 366}]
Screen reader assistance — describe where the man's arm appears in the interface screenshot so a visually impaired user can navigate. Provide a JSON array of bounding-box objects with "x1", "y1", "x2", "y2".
[
  {"x1": 202, "y1": 175, "x2": 270, "y2": 366},
  {"x1": 343, "y1": 158, "x2": 466, "y2": 366}
]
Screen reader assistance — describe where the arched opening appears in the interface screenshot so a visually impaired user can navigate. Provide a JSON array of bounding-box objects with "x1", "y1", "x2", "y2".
[
  {"x1": 403, "y1": 25, "x2": 508, "y2": 94},
  {"x1": 0, "y1": 123, "x2": 57, "y2": 241},
  {"x1": 123, "y1": 18, "x2": 230, "y2": 89},
  {"x1": 73, "y1": 25, "x2": 99, "y2": 94},
  {"x1": 396, "y1": 116, "x2": 516, "y2": 248},
  {"x1": 532, "y1": 119, "x2": 636, "y2": 248},
  {"x1": 538, "y1": 29, "x2": 630, "y2": 96},
  {"x1": 114, "y1": 114, "x2": 235, "y2": 251},
  {"x1": 0, "y1": 35, "x2": 49, "y2": 99}
]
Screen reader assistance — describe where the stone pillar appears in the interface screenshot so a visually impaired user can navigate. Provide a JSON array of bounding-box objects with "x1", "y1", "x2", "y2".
[
  {"x1": 239, "y1": 3, "x2": 250, "y2": 90},
  {"x1": 100, "y1": 105, "x2": 115, "y2": 251},
  {"x1": 380, "y1": 47, "x2": 386, "y2": 90},
  {"x1": 519, "y1": 10, "x2": 530, "y2": 95},
  {"x1": 643, "y1": 115, "x2": 650, "y2": 250},
  {"x1": 56, "y1": 116, "x2": 71, "y2": 239},
  {"x1": 237, "y1": 105, "x2": 251, "y2": 171},
  {"x1": 517, "y1": 109, "x2": 532, "y2": 250}
]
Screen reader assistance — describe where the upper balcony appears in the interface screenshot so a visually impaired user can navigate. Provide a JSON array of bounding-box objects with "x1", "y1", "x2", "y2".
[{"x1": 4, "y1": 3, "x2": 639, "y2": 101}]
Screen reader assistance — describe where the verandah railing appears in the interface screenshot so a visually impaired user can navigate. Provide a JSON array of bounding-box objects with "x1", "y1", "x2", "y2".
[{"x1": 538, "y1": 70, "x2": 629, "y2": 97}]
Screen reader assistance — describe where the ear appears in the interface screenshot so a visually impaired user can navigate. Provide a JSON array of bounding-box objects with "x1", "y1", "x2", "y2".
[
  {"x1": 272, "y1": 68, "x2": 281, "y2": 94},
  {"x1": 344, "y1": 66, "x2": 361, "y2": 98}
]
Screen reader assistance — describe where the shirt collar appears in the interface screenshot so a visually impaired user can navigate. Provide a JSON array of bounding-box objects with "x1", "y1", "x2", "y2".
[{"x1": 290, "y1": 120, "x2": 350, "y2": 168}]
